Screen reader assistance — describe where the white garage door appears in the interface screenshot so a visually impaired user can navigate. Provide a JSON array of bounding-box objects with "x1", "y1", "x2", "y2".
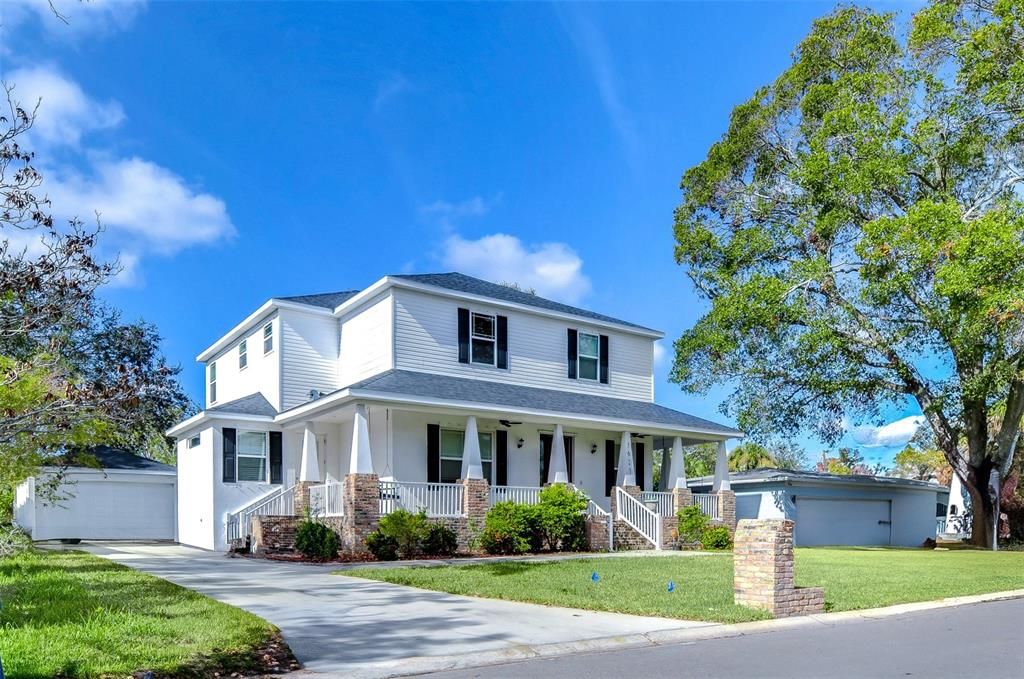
[
  {"x1": 795, "y1": 497, "x2": 891, "y2": 546},
  {"x1": 33, "y1": 473, "x2": 176, "y2": 541}
]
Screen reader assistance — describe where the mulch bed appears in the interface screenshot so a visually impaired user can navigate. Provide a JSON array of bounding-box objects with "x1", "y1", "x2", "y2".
[{"x1": 129, "y1": 633, "x2": 300, "y2": 678}]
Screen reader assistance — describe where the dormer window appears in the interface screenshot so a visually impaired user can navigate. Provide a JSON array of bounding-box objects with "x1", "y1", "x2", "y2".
[
  {"x1": 471, "y1": 312, "x2": 496, "y2": 366},
  {"x1": 239, "y1": 339, "x2": 248, "y2": 370},
  {"x1": 577, "y1": 332, "x2": 600, "y2": 380}
]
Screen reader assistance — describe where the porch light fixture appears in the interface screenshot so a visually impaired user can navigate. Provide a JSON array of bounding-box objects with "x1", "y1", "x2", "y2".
[
  {"x1": 590, "y1": 443, "x2": 597, "y2": 455},
  {"x1": 517, "y1": 438, "x2": 524, "y2": 448}
]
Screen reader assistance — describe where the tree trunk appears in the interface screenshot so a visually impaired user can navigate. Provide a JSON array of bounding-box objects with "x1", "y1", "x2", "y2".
[{"x1": 966, "y1": 459, "x2": 995, "y2": 548}]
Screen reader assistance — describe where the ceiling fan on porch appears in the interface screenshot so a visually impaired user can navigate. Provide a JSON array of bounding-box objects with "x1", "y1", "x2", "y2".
[{"x1": 498, "y1": 419, "x2": 523, "y2": 428}]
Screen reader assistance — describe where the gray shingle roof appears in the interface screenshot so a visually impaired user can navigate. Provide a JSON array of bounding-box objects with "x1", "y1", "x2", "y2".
[
  {"x1": 279, "y1": 290, "x2": 360, "y2": 309},
  {"x1": 67, "y1": 445, "x2": 175, "y2": 473},
  {"x1": 393, "y1": 273, "x2": 660, "y2": 333},
  {"x1": 345, "y1": 369, "x2": 740, "y2": 435},
  {"x1": 208, "y1": 392, "x2": 277, "y2": 417},
  {"x1": 688, "y1": 468, "x2": 946, "y2": 492}
]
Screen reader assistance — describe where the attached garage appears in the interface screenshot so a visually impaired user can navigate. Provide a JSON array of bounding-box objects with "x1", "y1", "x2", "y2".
[
  {"x1": 690, "y1": 468, "x2": 944, "y2": 547},
  {"x1": 13, "y1": 447, "x2": 176, "y2": 542}
]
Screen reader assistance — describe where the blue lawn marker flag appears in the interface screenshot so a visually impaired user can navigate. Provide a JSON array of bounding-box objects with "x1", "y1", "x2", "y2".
[
  {"x1": 667, "y1": 580, "x2": 676, "y2": 593},
  {"x1": 591, "y1": 571, "x2": 599, "y2": 583}
]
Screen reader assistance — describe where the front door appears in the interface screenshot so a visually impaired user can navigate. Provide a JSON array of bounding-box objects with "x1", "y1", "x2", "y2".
[{"x1": 540, "y1": 434, "x2": 574, "y2": 485}]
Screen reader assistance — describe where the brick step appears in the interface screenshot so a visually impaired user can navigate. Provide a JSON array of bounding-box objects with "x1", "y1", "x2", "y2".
[{"x1": 613, "y1": 518, "x2": 656, "y2": 550}]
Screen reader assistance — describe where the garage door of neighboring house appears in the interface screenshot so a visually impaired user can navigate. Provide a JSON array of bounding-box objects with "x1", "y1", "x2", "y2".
[{"x1": 795, "y1": 497, "x2": 891, "y2": 546}]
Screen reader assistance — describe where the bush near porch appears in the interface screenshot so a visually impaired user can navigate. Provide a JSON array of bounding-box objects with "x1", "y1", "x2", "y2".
[
  {"x1": 479, "y1": 485, "x2": 588, "y2": 555},
  {"x1": 0, "y1": 550, "x2": 292, "y2": 678},
  {"x1": 346, "y1": 548, "x2": 1024, "y2": 623}
]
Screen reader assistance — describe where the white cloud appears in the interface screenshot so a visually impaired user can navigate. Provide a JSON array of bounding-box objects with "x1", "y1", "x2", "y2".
[
  {"x1": 6, "y1": 66, "x2": 124, "y2": 147},
  {"x1": 850, "y1": 415, "x2": 925, "y2": 448},
  {"x1": 46, "y1": 157, "x2": 234, "y2": 255},
  {"x1": 373, "y1": 73, "x2": 414, "y2": 112},
  {"x1": 441, "y1": 233, "x2": 591, "y2": 304},
  {"x1": 3, "y1": 0, "x2": 145, "y2": 37},
  {"x1": 419, "y1": 194, "x2": 501, "y2": 230},
  {"x1": 2, "y1": 66, "x2": 234, "y2": 284}
]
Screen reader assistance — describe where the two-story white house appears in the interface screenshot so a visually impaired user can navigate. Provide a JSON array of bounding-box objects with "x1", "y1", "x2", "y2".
[{"x1": 168, "y1": 272, "x2": 741, "y2": 551}]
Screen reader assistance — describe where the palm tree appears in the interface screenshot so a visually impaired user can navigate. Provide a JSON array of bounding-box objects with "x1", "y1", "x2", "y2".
[{"x1": 728, "y1": 442, "x2": 778, "y2": 472}]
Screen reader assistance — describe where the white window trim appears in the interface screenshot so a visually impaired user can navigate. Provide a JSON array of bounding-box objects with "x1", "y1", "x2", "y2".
[
  {"x1": 263, "y1": 322, "x2": 274, "y2": 355},
  {"x1": 239, "y1": 339, "x2": 248, "y2": 370},
  {"x1": 439, "y1": 428, "x2": 494, "y2": 483},
  {"x1": 470, "y1": 311, "x2": 497, "y2": 367},
  {"x1": 577, "y1": 331, "x2": 600, "y2": 382},
  {"x1": 209, "y1": 361, "x2": 218, "y2": 404},
  {"x1": 236, "y1": 430, "x2": 269, "y2": 483},
  {"x1": 187, "y1": 434, "x2": 201, "y2": 449}
]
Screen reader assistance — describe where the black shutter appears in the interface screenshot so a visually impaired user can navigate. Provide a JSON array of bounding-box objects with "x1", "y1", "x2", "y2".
[
  {"x1": 541, "y1": 434, "x2": 552, "y2": 485},
  {"x1": 427, "y1": 424, "x2": 440, "y2": 483},
  {"x1": 567, "y1": 328, "x2": 578, "y2": 379},
  {"x1": 495, "y1": 430, "x2": 508, "y2": 486},
  {"x1": 496, "y1": 315, "x2": 508, "y2": 369},
  {"x1": 269, "y1": 431, "x2": 283, "y2": 484},
  {"x1": 599, "y1": 335, "x2": 609, "y2": 384},
  {"x1": 564, "y1": 436, "x2": 574, "y2": 483},
  {"x1": 222, "y1": 428, "x2": 236, "y2": 483},
  {"x1": 457, "y1": 308, "x2": 470, "y2": 363},
  {"x1": 635, "y1": 442, "x2": 645, "y2": 491},
  {"x1": 604, "y1": 440, "x2": 615, "y2": 496}
]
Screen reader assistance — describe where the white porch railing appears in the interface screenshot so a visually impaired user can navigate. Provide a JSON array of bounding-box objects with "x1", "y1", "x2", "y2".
[
  {"x1": 693, "y1": 493, "x2": 720, "y2": 520},
  {"x1": 379, "y1": 480, "x2": 464, "y2": 517},
  {"x1": 490, "y1": 485, "x2": 542, "y2": 506},
  {"x1": 615, "y1": 487, "x2": 661, "y2": 550},
  {"x1": 639, "y1": 491, "x2": 674, "y2": 517},
  {"x1": 309, "y1": 481, "x2": 344, "y2": 517},
  {"x1": 936, "y1": 518, "x2": 947, "y2": 535},
  {"x1": 225, "y1": 484, "x2": 296, "y2": 544}
]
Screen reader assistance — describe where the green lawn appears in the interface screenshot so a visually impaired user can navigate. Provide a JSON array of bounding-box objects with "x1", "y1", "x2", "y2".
[
  {"x1": 345, "y1": 548, "x2": 1024, "y2": 623},
  {"x1": 0, "y1": 550, "x2": 281, "y2": 678}
]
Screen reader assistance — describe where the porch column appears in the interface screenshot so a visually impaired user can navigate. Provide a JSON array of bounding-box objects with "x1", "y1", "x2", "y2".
[
  {"x1": 461, "y1": 415, "x2": 484, "y2": 479},
  {"x1": 299, "y1": 422, "x2": 321, "y2": 483},
  {"x1": 712, "y1": 440, "x2": 731, "y2": 492},
  {"x1": 670, "y1": 436, "x2": 693, "y2": 512},
  {"x1": 615, "y1": 431, "x2": 635, "y2": 487},
  {"x1": 547, "y1": 424, "x2": 568, "y2": 484},
  {"x1": 350, "y1": 403, "x2": 374, "y2": 474}
]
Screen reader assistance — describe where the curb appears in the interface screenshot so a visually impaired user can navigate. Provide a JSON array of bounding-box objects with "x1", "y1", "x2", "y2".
[{"x1": 310, "y1": 588, "x2": 1024, "y2": 678}]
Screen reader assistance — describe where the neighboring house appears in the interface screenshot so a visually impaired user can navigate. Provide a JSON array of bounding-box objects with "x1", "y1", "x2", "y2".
[
  {"x1": 168, "y1": 272, "x2": 742, "y2": 551},
  {"x1": 13, "y1": 446, "x2": 177, "y2": 542},
  {"x1": 689, "y1": 468, "x2": 948, "y2": 547}
]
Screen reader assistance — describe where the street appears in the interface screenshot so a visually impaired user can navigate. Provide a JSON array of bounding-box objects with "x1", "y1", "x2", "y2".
[{"x1": 418, "y1": 598, "x2": 1024, "y2": 679}]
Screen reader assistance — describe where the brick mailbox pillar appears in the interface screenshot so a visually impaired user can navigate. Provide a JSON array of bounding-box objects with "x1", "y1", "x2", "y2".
[
  {"x1": 733, "y1": 519, "x2": 824, "y2": 617},
  {"x1": 341, "y1": 473, "x2": 379, "y2": 554},
  {"x1": 672, "y1": 487, "x2": 694, "y2": 513},
  {"x1": 718, "y1": 490, "x2": 736, "y2": 531}
]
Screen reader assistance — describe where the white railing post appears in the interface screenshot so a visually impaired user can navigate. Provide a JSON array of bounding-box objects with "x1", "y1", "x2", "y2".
[{"x1": 614, "y1": 487, "x2": 662, "y2": 550}]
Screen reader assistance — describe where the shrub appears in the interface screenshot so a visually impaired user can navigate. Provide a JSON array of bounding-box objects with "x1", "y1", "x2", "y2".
[
  {"x1": 422, "y1": 522, "x2": 458, "y2": 556},
  {"x1": 677, "y1": 504, "x2": 709, "y2": 544},
  {"x1": 479, "y1": 501, "x2": 534, "y2": 554},
  {"x1": 700, "y1": 525, "x2": 733, "y2": 550},
  {"x1": 295, "y1": 519, "x2": 340, "y2": 560},
  {"x1": 536, "y1": 484, "x2": 588, "y2": 551},
  {"x1": 372, "y1": 509, "x2": 430, "y2": 559},
  {"x1": 365, "y1": 531, "x2": 399, "y2": 561}
]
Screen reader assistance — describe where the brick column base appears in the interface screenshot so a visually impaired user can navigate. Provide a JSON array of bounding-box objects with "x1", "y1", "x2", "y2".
[
  {"x1": 672, "y1": 487, "x2": 693, "y2": 514},
  {"x1": 734, "y1": 519, "x2": 824, "y2": 617},
  {"x1": 718, "y1": 490, "x2": 736, "y2": 531},
  {"x1": 341, "y1": 473, "x2": 379, "y2": 554},
  {"x1": 292, "y1": 480, "x2": 317, "y2": 517},
  {"x1": 609, "y1": 484, "x2": 641, "y2": 517}
]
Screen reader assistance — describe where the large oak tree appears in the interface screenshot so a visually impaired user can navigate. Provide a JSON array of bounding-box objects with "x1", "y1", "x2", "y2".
[{"x1": 672, "y1": 1, "x2": 1023, "y2": 546}]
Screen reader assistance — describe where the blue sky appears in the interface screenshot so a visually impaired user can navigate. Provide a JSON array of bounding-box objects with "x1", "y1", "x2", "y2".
[{"x1": 1, "y1": 0, "x2": 926, "y2": 466}]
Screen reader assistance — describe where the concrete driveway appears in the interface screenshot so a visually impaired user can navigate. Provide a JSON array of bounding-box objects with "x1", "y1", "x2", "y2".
[{"x1": 79, "y1": 543, "x2": 707, "y2": 677}]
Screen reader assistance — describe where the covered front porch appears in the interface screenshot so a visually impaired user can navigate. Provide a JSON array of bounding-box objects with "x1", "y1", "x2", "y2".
[{"x1": 228, "y1": 394, "x2": 738, "y2": 552}]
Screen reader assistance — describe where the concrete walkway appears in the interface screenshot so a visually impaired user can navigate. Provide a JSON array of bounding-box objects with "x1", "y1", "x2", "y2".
[{"x1": 78, "y1": 543, "x2": 709, "y2": 677}]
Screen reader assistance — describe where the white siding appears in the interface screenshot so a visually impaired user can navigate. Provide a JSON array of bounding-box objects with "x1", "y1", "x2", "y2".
[
  {"x1": 338, "y1": 292, "x2": 394, "y2": 388},
  {"x1": 177, "y1": 426, "x2": 216, "y2": 550},
  {"x1": 393, "y1": 289, "x2": 654, "y2": 401},
  {"x1": 280, "y1": 309, "x2": 341, "y2": 411},
  {"x1": 204, "y1": 313, "x2": 281, "y2": 411}
]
